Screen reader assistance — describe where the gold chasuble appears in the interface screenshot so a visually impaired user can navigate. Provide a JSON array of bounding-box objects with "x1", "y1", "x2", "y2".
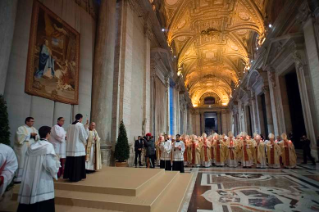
[
  {"x1": 86, "y1": 130, "x2": 102, "y2": 171},
  {"x1": 280, "y1": 140, "x2": 297, "y2": 168},
  {"x1": 266, "y1": 141, "x2": 281, "y2": 169}
]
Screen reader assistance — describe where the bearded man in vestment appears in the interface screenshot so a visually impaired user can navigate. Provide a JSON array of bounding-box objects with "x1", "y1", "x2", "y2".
[
  {"x1": 187, "y1": 135, "x2": 193, "y2": 165},
  {"x1": 225, "y1": 132, "x2": 238, "y2": 168},
  {"x1": 280, "y1": 133, "x2": 297, "y2": 168},
  {"x1": 183, "y1": 135, "x2": 190, "y2": 166},
  {"x1": 200, "y1": 133, "x2": 211, "y2": 167},
  {"x1": 266, "y1": 133, "x2": 281, "y2": 168},
  {"x1": 239, "y1": 132, "x2": 254, "y2": 168},
  {"x1": 254, "y1": 135, "x2": 267, "y2": 168},
  {"x1": 14, "y1": 117, "x2": 39, "y2": 183},
  {"x1": 213, "y1": 134, "x2": 226, "y2": 167},
  {"x1": 85, "y1": 122, "x2": 102, "y2": 171},
  {"x1": 208, "y1": 136, "x2": 215, "y2": 165},
  {"x1": 191, "y1": 135, "x2": 201, "y2": 167},
  {"x1": 155, "y1": 135, "x2": 164, "y2": 165}
]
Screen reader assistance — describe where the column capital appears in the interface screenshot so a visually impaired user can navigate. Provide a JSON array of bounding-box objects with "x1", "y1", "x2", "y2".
[
  {"x1": 144, "y1": 14, "x2": 154, "y2": 41},
  {"x1": 296, "y1": 1, "x2": 312, "y2": 24},
  {"x1": 262, "y1": 85, "x2": 270, "y2": 93}
]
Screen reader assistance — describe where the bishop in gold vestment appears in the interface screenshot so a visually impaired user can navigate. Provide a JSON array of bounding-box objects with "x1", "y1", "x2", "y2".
[
  {"x1": 85, "y1": 122, "x2": 102, "y2": 171},
  {"x1": 280, "y1": 133, "x2": 297, "y2": 168},
  {"x1": 266, "y1": 134, "x2": 281, "y2": 169}
]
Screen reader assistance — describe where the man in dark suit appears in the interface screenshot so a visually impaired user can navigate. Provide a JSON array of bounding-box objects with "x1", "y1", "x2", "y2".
[
  {"x1": 301, "y1": 135, "x2": 316, "y2": 165},
  {"x1": 134, "y1": 136, "x2": 144, "y2": 167},
  {"x1": 144, "y1": 133, "x2": 155, "y2": 168}
]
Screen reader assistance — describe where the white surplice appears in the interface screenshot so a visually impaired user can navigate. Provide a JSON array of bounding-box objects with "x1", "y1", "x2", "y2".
[
  {"x1": 85, "y1": 130, "x2": 102, "y2": 171},
  {"x1": 172, "y1": 141, "x2": 185, "y2": 161},
  {"x1": 14, "y1": 125, "x2": 39, "y2": 182},
  {"x1": 18, "y1": 140, "x2": 60, "y2": 204},
  {"x1": 49, "y1": 125, "x2": 66, "y2": 158},
  {"x1": 0, "y1": 144, "x2": 18, "y2": 196},
  {"x1": 160, "y1": 140, "x2": 172, "y2": 161},
  {"x1": 66, "y1": 122, "x2": 88, "y2": 157}
]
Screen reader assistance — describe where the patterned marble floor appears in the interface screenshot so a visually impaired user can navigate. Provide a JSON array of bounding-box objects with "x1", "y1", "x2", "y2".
[{"x1": 181, "y1": 163, "x2": 319, "y2": 212}]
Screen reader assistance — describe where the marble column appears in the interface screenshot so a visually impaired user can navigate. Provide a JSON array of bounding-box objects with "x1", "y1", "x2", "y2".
[
  {"x1": 293, "y1": 51, "x2": 317, "y2": 157},
  {"x1": 200, "y1": 111, "x2": 205, "y2": 134},
  {"x1": 165, "y1": 76, "x2": 170, "y2": 134},
  {"x1": 263, "y1": 86, "x2": 275, "y2": 134},
  {"x1": 267, "y1": 69, "x2": 279, "y2": 136},
  {"x1": 143, "y1": 21, "x2": 152, "y2": 135},
  {"x1": 303, "y1": 17, "x2": 319, "y2": 138},
  {"x1": 0, "y1": 0, "x2": 18, "y2": 94},
  {"x1": 91, "y1": 0, "x2": 117, "y2": 146},
  {"x1": 195, "y1": 111, "x2": 201, "y2": 135},
  {"x1": 217, "y1": 112, "x2": 222, "y2": 134},
  {"x1": 250, "y1": 91, "x2": 258, "y2": 133}
]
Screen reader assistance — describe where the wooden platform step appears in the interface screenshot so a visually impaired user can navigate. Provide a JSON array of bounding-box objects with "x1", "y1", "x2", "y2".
[{"x1": 8, "y1": 167, "x2": 193, "y2": 212}]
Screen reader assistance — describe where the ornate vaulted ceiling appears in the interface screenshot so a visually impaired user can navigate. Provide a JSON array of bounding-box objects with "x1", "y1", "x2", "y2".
[{"x1": 161, "y1": 0, "x2": 267, "y2": 107}]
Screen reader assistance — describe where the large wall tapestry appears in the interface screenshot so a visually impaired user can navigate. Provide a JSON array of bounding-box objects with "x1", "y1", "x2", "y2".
[{"x1": 25, "y1": 0, "x2": 80, "y2": 104}]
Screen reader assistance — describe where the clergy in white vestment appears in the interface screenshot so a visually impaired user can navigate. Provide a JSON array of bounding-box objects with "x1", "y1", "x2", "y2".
[
  {"x1": 49, "y1": 117, "x2": 67, "y2": 178},
  {"x1": 17, "y1": 126, "x2": 60, "y2": 212},
  {"x1": 0, "y1": 144, "x2": 18, "y2": 198},
  {"x1": 14, "y1": 117, "x2": 39, "y2": 182},
  {"x1": 172, "y1": 134, "x2": 185, "y2": 173},
  {"x1": 64, "y1": 114, "x2": 89, "y2": 182},
  {"x1": 160, "y1": 134, "x2": 172, "y2": 171},
  {"x1": 85, "y1": 122, "x2": 102, "y2": 171}
]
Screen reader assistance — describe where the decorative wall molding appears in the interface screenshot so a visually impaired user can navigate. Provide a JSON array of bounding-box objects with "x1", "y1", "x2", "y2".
[{"x1": 74, "y1": 0, "x2": 97, "y2": 19}]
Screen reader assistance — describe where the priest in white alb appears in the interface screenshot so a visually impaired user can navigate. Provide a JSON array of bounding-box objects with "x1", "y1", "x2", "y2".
[
  {"x1": 172, "y1": 134, "x2": 185, "y2": 173},
  {"x1": 49, "y1": 117, "x2": 66, "y2": 178},
  {"x1": 17, "y1": 126, "x2": 60, "y2": 212},
  {"x1": 64, "y1": 114, "x2": 89, "y2": 182},
  {"x1": 14, "y1": 117, "x2": 39, "y2": 182},
  {"x1": 160, "y1": 134, "x2": 172, "y2": 171},
  {"x1": 0, "y1": 143, "x2": 18, "y2": 197},
  {"x1": 85, "y1": 122, "x2": 102, "y2": 172}
]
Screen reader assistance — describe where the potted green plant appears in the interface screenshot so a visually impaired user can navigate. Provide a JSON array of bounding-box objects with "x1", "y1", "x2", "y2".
[{"x1": 114, "y1": 121, "x2": 130, "y2": 167}]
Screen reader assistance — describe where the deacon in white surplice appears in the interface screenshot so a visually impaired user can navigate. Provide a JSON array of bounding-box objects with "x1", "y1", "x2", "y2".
[
  {"x1": 64, "y1": 114, "x2": 89, "y2": 182},
  {"x1": 85, "y1": 122, "x2": 102, "y2": 171},
  {"x1": 160, "y1": 134, "x2": 172, "y2": 171},
  {"x1": 17, "y1": 126, "x2": 60, "y2": 212},
  {"x1": 14, "y1": 117, "x2": 39, "y2": 182},
  {"x1": 172, "y1": 134, "x2": 185, "y2": 173},
  {"x1": 49, "y1": 117, "x2": 67, "y2": 178},
  {"x1": 0, "y1": 144, "x2": 18, "y2": 197}
]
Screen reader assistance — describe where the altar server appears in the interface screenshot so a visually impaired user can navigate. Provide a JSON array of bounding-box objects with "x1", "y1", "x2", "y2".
[
  {"x1": 280, "y1": 133, "x2": 297, "y2": 168},
  {"x1": 0, "y1": 144, "x2": 18, "y2": 197},
  {"x1": 14, "y1": 117, "x2": 39, "y2": 182},
  {"x1": 49, "y1": 117, "x2": 66, "y2": 178},
  {"x1": 85, "y1": 122, "x2": 102, "y2": 171},
  {"x1": 172, "y1": 134, "x2": 185, "y2": 173},
  {"x1": 266, "y1": 133, "x2": 281, "y2": 168},
  {"x1": 160, "y1": 134, "x2": 172, "y2": 170},
  {"x1": 17, "y1": 126, "x2": 60, "y2": 212},
  {"x1": 64, "y1": 114, "x2": 89, "y2": 182}
]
